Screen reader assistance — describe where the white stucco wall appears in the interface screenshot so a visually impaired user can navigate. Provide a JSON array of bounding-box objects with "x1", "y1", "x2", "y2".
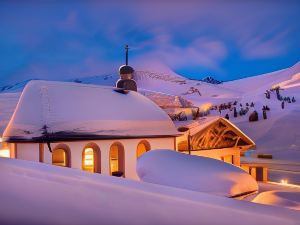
[
  {"x1": 191, "y1": 148, "x2": 241, "y2": 166},
  {"x1": 15, "y1": 137, "x2": 175, "y2": 180},
  {"x1": 16, "y1": 143, "x2": 39, "y2": 162}
]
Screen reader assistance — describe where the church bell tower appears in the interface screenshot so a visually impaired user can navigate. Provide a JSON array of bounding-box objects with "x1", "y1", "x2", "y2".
[{"x1": 116, "y1": 44, "x2": 137, "y2": 92}]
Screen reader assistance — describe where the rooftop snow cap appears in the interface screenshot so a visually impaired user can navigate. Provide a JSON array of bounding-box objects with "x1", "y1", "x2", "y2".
[
  {"x1": 119, "y1": 65, "x2": 134, "y2": 75},
  {"x1": 3, "y1": 80, "x2": 178, "y2": 142}
]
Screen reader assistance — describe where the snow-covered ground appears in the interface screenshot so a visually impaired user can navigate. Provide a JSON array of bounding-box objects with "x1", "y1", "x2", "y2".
[
  {"x1": 243, "y1": 182, "x2": 300, "y2": 211},
  {"x1": 1, "y1": 157, "x2": 300, "y2": 225},
  {"x1": 253, "y1": 190, "x2": 300, "y2": 211}
]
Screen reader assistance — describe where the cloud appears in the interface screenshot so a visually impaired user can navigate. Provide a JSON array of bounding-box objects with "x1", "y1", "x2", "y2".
[
  {"x1": 239, "y1": 31, "x2": 289, "y2": 59},
  {"x1": 0, "y1": 1, "x2": 299, "y2": 84},
  {"x1": 2, "y1": 57, "x2": 117, "y2": 84},
  {"x1": 130, "y1": 32, "x2": 227, "y2": 71}
]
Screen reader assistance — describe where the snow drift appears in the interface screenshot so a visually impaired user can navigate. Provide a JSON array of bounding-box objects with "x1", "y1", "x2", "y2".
[
  {"x1": 137, "y1": 150, "x2": 258, "y2": 197},
  {"x1": 252, "y1": 190, "x2": 300, "y2": 211},
  {"x1": 0, "y1": 157, "x2": 299, "y2": 225}
]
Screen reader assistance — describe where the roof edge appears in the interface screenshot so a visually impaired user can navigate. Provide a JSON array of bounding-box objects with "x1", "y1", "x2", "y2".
[{"x1": 3, "y1": 134, "x2": 179, "y2": 143}]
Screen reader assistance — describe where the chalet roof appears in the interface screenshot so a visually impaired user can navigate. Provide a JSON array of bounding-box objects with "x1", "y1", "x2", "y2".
[
  {"x1": 175, "y1": 116, "x2": 255, "y2": 150},
  {"x1": 3, "y1": 80, "x2": 178, "y2": 142}
]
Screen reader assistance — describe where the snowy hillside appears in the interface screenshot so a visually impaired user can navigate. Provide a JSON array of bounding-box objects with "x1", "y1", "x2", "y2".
[
  {"x1": 222, "y1": 62, "x2": 300, "y2": 94},
  {"x1": 1, "y1": 157, "x2": 299, "y2": 225},
  {"x1": 134, "y1": 71, "x2": 239, "y2": 100},
  {"x1": 216, "y1": 62, "x2": 300, "y2": 162},
  {"x1": 67, "y1": 70, "x2": 238, "y2": 101},
  {"x1": 0, "y1": 70, "x2": 239, "y2": 99}
]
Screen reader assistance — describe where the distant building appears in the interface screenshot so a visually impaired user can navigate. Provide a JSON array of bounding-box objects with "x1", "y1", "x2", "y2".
[{"x1": 175, "y1": 117, "x2": 255, "y2": 166}]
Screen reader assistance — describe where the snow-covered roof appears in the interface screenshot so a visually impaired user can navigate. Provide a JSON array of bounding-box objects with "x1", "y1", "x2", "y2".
[
  {"x1": 3, "y1": 80, "x2": 178, "y2": 142},
  {"x1": 137, "y1": 150, "x2": 258, "y2": 198},
  {"x1": 139, "y1": 88, "x2": 194, "y2": 108},
  {"x1": 175, "y1": 116, "x2": 220, "y2": 136},
  {"x1": 0, "y1": 93, "x2": 20, "y2": 136}
]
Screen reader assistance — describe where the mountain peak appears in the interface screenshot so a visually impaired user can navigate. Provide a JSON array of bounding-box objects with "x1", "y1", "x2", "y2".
[{"x1": 201, "y1": 76, "x2": 222, "y2": 84}]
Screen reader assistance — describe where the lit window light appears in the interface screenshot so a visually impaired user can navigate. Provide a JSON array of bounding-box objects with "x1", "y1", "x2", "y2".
[
  {"x1": 0, "y1": 149, "x2": 10, "y2": 158},
  {"x1": 280, "y1": 179, "x2": 288, "y2": 185}
]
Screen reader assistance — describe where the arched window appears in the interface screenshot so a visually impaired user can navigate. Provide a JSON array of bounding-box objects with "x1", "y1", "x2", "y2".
[
  {"x1": 52, "y1": 144, "x2": 71, "y2": 167},
  {"x1": 109, "y1": 142, "x2": 125, "y2": 177},
  {"x1": 136, "y1": 140, "x2": 151, "y2": 158},
  {"x1": 82, "y1": 143, "x2": 101, "y2": 173}
]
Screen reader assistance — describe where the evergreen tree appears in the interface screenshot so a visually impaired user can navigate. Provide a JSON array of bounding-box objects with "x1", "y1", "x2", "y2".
[
  {"x1": 225, "y1": 114, "x2": 229, "y2": 120},
  {"x1": 263, "y1": 110, "x2": 267, "y2": 120},
  {"x1": 234, "y1": 107, "x2": 237, "y2": 117}
]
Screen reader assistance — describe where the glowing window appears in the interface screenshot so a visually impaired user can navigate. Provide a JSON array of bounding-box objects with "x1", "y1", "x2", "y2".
[
  {"x1": 136, "y1": 141, "x2": 151, "y2": 158},
  {"x1": 109, "y1": 143, "x2": 125, "y2": 177},
  {"x1": 83, "y1": 148, "x2": 94, "y2": 172},
  {"x1": 0, "y1": 149, "x2": 10, "y2": 158},
  {"x1": 222, "y1": 155, "x2": 233, "y2": 164},
  {"x1": 110, "y1": 145, "x2": 119, "y2": 174},
  {"x1": 52, "y1": 148, "x2": 67, "y2": 167}
]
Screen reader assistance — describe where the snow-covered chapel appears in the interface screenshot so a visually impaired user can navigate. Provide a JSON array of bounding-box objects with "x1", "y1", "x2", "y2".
[{"x1": 2, "y1": 80, "x2": 178, "y2": 179}]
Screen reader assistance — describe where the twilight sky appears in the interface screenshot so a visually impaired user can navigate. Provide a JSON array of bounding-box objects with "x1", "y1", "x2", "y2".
[{"x1": 0, "y1": 1, "x2": 299, "y2": 85}]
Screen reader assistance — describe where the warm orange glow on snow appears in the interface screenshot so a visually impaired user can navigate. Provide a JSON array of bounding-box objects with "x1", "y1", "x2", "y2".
[
  {"x1": 200, "y1": 103, "x2": 212, "y2": 111},
  {"x1": 268, "y1": 181, "x2": 300, "y2": 188},
  {"x1": 281, "y1": 179, "x2": 288, "y2": 185}
]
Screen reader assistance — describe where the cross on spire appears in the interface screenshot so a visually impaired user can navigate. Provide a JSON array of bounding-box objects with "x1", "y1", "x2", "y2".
[{"x1": 125, "y1": 44, "x2": 129, "y2": 65}]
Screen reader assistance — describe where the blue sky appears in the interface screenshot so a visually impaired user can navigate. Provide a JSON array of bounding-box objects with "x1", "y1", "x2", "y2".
[{"x1": 0, "y1": 1, "x2": 299, "y2": 85}]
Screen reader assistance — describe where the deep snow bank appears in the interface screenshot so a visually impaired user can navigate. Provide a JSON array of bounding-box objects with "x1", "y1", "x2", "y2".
[
  {"x1": 1, "y1": 151, "x2": 300, "y2": 224},
  {"x1": 137, "y1": 150, "x2": 258, "y2": 197}
]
